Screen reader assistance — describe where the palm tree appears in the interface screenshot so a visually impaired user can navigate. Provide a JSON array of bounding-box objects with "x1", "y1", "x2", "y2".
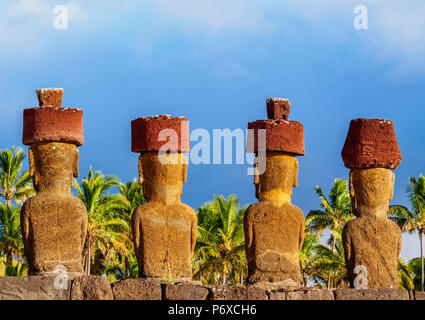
[
  {"x1": 398, "y1": 257, "x2": 414, "y2": 290},
  {"x1": 306, "y1": 179, "x2": 354, "y2": 250},
  {"x1": 388, "y1": 174, "x2": 425, "y2": 291},
  {"x1": 0, "y1": 204, "x2": 24, "y2": 266},
  {"x1": 74, "y1": 167, "x2": 131, "y2": 275},
  {"x1": 311, "y1": 226, "x2": 348, "y2": 288},
  {"x1": 299, "y1": 232, "x2": 321, "y2": 287},
  {"x1": 0, "y1": 147, "x2": 34, "y2": 206},
  {"x1": 104, "y1": 253, "x2": 138, "y2": 282},
  {"x1": 117, "y1": 179, "x2": 145, "y2": 223},
  {"x1": 306, "y1": 179, "x2": 354, "y2": 287},
  {"x1": 115, "y1": 179, "x2": 145, "y2": 278},
  {"x1": 193, "y1": 195, "x2": 247, "y2": 285},
  {"x1": 408, "y1": 257, "x2": 423, "y2": 291}
]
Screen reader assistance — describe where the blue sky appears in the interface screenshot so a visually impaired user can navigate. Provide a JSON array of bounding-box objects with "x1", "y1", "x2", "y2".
[{"x1": 1, "y1": 0, "x2": 425, "y2": 259}]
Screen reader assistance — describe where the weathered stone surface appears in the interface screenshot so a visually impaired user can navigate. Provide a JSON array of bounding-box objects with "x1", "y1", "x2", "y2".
[
  {"x1": 414, "y1": 291, "x2": 425, "y2": 300},
  {"x1": 162, "y1": 283, "x2": 210, "y2": 300},
  {"x1": 71, "y1": 275, "x2": 113, "y2": 300},
  {"x1": 131, "y1": 115, "x2": 189, "y2": 153},
  {"x1": 266, "y1": 97, "x2": 290, "y2": 120},
  {"x1": 0, "y1": 276, "x2": 71, "y2": 300},
  {"x1": 335, "y1": 288, "x2": 409, "y2": 300},
  {"x1": 286, "y1": 289, "x2": 334, "y2": 300},
  {"x1": 131, "y1": 152, "x2": 197, "y2": 280},
  {"x1": 244, "y1": 153, "x2": 304, "y2": 285},
  {"x1": 112, "y1": 278, "x2": 162, "y2": 300},
  {"x1": 247, "y1": 120, "x2": 304, "y2": 155},
  {"x1": 23, "y1": 107, "x2": 84, "y2": 146},
  {"x1": 36, "y1": 88, "x2": 64, "y2": 108},
  {"x1": 21, "y1": 142, "x2": 87, "y2": 274},
  {"x1": 341, "y1": 118, "x2": 402, "y2": 170},
  {"x1": 343, "y1": 168, "x2": 401, "y2": 288},
  {"x1": 268, "y1": 291, "x2": 286, "y2": 300},
  {"x1": 211, "y1": 286, "x2": 268, "y2": 300}
]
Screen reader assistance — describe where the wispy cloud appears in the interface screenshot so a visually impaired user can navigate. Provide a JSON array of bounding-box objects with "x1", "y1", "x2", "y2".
[
  {"x1": 280, "y1": 0, "x2": 425, "y2": 76},
  {"x1": 0, "y1": 0, "x2": 424, "y2": 75},
  {"x1": 0, "y1": 0, "x2": 89, "y2": 58}
]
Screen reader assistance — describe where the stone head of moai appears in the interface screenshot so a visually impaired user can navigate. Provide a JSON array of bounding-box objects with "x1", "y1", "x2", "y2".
[
  {"x1": 131, "y1": 115, "x2": 197, "y2": 280},
  {"x1": 244, "y1": 98, "x2": 305, "y2": 287},
  {"x1": 247, "y1": 98, "x2": 304, "y2": 203},
  {"x1": 21, "y1": 88, "x2": 87, "y2": 275},
  {"x1": 341, "y1": 118, "x2": 402, "y2": 288},
  {"x1": 132, "y1": 115, "x2": 190, "y2": 203},
  {"x1": 341, "y1": 119, "x2": 402, "y2": 218}
]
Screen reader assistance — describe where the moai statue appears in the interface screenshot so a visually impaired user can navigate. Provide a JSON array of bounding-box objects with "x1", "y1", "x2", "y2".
[
  {"x1": 341, "y1": 118, "x2": 402, "y2": 288},
  {"x1": 131, "y1": 115, "x2": 197, "y2": 280},
  {"x1": 21, "y1": 88, "x2": 87, "y2": 275},
  {"x1": 245, "y1": 98, "x2": 305, "y2": 287}
]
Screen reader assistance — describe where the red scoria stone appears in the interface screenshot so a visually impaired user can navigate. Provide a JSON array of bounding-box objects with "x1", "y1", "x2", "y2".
[
  {"x1": 131, "y1": 115, "x2": 190, "y2": 153},
  {"x1": 36, "y1": 88, "x2": 64, "y2": 108},
  {"x1": 247, "y1": 119, "x2": 305, "y2": 155},
  {"x1": 341, "y1": 118, "x2": 402, "y2": 170},
  {"x1": 267, "y1": 98, "x2": 291, "y2": 120},
  {"x1": 22, "y1": 107, "x2": 84, "y2": 146}
]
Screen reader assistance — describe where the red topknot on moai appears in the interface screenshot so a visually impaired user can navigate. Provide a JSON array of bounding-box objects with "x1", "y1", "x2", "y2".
[
  {"x1": 341, "y1": 118, "x2": 402, "y2": 288},
  {"x1": 21, "y1": 88, "x2": 87, "y2": 275},
  {"x1": 245, "y1": 98, "x2": 305, "y2": 288},
  {"x1": 131, "y1": 115, "x2": 197, "y2": 280}
]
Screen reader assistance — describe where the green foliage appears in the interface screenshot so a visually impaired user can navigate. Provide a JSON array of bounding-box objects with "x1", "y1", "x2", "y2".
[
  {"x1": 193, "y1": 195, "x2": 247, "y2": 285},
  {"x1": 306, "y1": 179, "x2": 354, "y2": 238},
  {"x1": 388, "y1": 174, "x2": 425, "y2": 291},
  {"x1": 75, "y1": 167, "x2": 132, "y2": 275},
  {"x1": 117, "y1": 179, "x2": 145, "y2": 225},
  {"x1": 4, "y1": 260, "x2": 28, "y2": 277},
  {"x1": 0, "y1": 147, "x2": 33, "y2": 276},
  {"x1": 304, "y1": 179, "x2": 353, "y2": 288},
  {"x1": 398, "y1": 257, "x2": 414, "y2": 290},
  {"x1": 0, "y1": 203, "x2": 24, "y2": 267},
  {"x1": 0, "y1": 146, "x2": 34, "y2": 206},
  {"x1": 299, "y1": 232, "x2": 321, "y2": 287}
]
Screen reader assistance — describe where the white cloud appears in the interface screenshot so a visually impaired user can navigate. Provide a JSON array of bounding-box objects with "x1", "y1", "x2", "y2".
[
  {"x1": 280, "y1": 0, "x2": 425, "y2": 75},
  {"x1": 67, "y1": 1, "x2": 90, "y2": 23},
  {"x1": 0, "y1": 0, "x2": 89, "y2": 58},
  {"x1": 1, "y1": 0, "x2": 424, "y2": 75},
  {"x1": 147, "y1": 0, "x2": 425, "y2": 75},
  {"x1": 6, "y1": 0, "x2": 51, "y2": 21}
]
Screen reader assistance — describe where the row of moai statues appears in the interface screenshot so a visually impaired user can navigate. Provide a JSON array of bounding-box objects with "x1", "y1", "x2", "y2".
[{"x1": 20, "y1": 88, "x2": 402, "y2": 289}]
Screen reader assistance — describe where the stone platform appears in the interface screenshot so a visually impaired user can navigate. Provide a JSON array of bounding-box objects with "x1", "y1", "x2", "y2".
[{"x1": 1, "y1": 276, "x2": 424, "y2": 300}]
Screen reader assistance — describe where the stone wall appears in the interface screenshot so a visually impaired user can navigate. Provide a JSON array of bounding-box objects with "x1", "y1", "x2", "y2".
[{"x1": 1, "y1": 276, "x2": 424, "y2": 300}]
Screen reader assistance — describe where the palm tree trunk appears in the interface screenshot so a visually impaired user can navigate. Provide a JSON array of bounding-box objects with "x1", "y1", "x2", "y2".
[
  {"x1": 420, "y1": 231, "x2": 424, "y2": 291},
  {"x1": 85, "y1": 237, "x2": 91, "y2": 275},
  {"x1": 327, "y1": 234, "x2": 335, "y2": 289},
  {"x1": 303, "y1": 272, "x2": 308, "y2": 287},
  {"x1": 6, "y1": 250, "x2": 13, "y2": 266},
  {"x1": 125, "y1": 256, "x2": 130, "y2": 278}
]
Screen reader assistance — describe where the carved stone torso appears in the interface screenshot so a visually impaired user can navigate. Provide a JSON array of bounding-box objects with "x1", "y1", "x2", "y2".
[
  {"x1": 21, "y1": 192, "x2": 87, "y2": 274},
  {"x1": 131, "y1": 202, "x2": 197, "y2": 279},
  {"x1": 244, "y1": 200, "x2": 304, "y2": 284},
  {"x1": 342, "y1": 216, "x2": 401, "y2": 288}
]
